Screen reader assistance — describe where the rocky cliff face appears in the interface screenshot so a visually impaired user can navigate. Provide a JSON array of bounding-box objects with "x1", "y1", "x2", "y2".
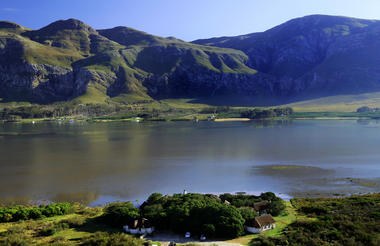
[
  {"x1": 194, "y1": 15, "x2": 380, "y2": 101},
  {"x1": 0, "y1": 18, "x2": 267, "y2": 104},
  {"x1": 2, "y1": 15, "x2": 380, "y2": 106}
]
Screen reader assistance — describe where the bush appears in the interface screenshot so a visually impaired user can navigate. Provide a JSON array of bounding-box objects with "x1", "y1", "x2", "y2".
[
  {"x1": 60, "y1": 216, "x2": 86, "y2": 228},
  {"x1": 266, "y1": 198, "x2": 286, "y2": 216},
  {"x1": 201, "y1": 224, "x2": 216, "y2": 237},
  {"x1": 0, "y1": 233, "x2": 32, "y2": 246},
  {"x1": 238, "y1": 207, "x2": 258, "y2": 223},
  {"x1": 300, "y1": 206, "x2": 328, "y2": 216},
  {"x1": 39, "y1": 227, "x2": 56, "y2": 236},
  {"x1": 103, "y1": 202, "x2": 140, "y2": 226},
  {"x1": 41, "y1": 203, "x2": 73, "y2": 216},
  {"x1": 0, "y1": 203, "x2": 73, "y2": 223}
]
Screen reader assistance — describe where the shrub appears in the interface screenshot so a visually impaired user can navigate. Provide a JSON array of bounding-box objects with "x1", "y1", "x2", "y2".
[
  {"x1": 103, "y1": 202, "x2": 140, "y2": 226},
  {"x1": 201, "y1": 224, "x2": 216, "y2": 237},
  {"x1": 266, "y1": 198, "x2": 286, "y2": 216},
  {"x1": 300, "y1": 206, "x2": 328, "y2": 216},
  {"x1": 0, "y1": 203, "x2": 73, "y2": 223},
  {"x1": 141, "y1": 203, "x2": 167, "y2": 228},
  {"x1": 60, "y1": 216, "x2": 86, "y2": 228},
  {"x1": 238, "y1": 207, "x2": 257, "y2": 223},
  {"x1": 0, "y1": 233, "x2": 32, "y2": 246},
  {"x1": 41, "y1": 203, "x2": 73, "y2": 216},
  {"x1": 39, "y1": 227, "x2": 56, "y2": 236}
]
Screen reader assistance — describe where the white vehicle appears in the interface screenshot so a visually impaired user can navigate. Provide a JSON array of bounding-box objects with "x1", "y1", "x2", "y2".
[{"x1": 185, "y1": 232, "x2": 191, "y2": 238}]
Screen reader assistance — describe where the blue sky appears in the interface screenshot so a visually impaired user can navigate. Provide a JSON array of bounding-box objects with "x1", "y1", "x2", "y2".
[{"x1": 1, "y1": 0, "x2": 380, "y2": 41}]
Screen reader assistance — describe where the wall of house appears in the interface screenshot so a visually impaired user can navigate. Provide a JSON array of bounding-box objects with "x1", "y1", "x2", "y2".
[{"x1": 245, "y1": 226, "x2": 261, "y2": 234}]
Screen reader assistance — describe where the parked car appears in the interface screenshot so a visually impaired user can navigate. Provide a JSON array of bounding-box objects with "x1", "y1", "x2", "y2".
[{"x1": 185, "y1": 232, "x2": 191, "y2": 238}]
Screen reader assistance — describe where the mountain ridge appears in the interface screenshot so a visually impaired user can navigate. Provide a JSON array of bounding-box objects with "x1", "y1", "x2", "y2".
[{"x1": 1, "y1": 15, "x2": 380, "y2": 107}]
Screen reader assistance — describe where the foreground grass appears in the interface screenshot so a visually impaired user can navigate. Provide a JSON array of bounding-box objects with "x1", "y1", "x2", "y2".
[
  {"x1": 1, "y1": 194, "x2": 379, "y2": 245},
  {"x1": 0, "y1": 205, "x2": 140, "y2": 246}
]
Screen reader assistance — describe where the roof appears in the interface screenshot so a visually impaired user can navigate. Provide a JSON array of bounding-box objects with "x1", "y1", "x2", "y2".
[
  {"x1": 253, "y1": 200, "x2": 269, "y2": 211},
  {"x1": 254, "y1": 214, "x2": 276, "y2": 228}
]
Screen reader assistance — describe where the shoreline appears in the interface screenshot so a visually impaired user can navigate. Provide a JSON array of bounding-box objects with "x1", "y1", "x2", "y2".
[{"x1": 1, "y1": 116, "x2": 379, "y2": 124}]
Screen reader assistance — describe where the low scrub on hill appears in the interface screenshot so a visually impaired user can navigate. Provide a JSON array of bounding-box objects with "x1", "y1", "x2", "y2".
[{"x1": 251, "y1": 194, "x2": 380, "y2": 246}]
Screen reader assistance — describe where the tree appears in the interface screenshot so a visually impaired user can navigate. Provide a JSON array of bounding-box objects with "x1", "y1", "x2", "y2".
[
  {"x1": 141, "y1": 203, "x2": 167, "y2": 228},
  {"x1": 238, "y1": 207, "x2": 258, "y2": 223},
  {"x1": 146, "y1": 193, "x2": 164, "y2": 204},
  {"x1": 266, "y1": 198, "x2": 286, "y2": 216},
  {"x1": 103, "y1": 202, "x2": 140, "y2": 226},
  {"x1": 260, "y1": 192, "x2": 277, "y2": 201}
]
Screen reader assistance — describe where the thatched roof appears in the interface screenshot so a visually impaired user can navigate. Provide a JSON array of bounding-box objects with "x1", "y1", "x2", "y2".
[
  {"x1": 253, "y1": 200, "x2": 269, "y2": 211},
  {"x1": 254, "y1": 214, "x2": 275, "y2": 228}
]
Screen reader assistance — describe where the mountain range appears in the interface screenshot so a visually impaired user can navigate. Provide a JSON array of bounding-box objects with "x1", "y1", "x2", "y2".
[{"x1": 1, "y1": 15, "x2": 380, "y2": 106}]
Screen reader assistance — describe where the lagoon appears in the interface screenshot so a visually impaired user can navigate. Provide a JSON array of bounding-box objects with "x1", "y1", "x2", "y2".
[{"x1": 0, "y1": 120, "x2": 379, "y2": 205}]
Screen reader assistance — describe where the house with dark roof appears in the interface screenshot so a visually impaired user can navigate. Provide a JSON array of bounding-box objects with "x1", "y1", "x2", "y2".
[
  {"x1": 253, "y1": 200, "x2": 269, "y2": 215},
  {"x1": 245, "y1": 214, "x2": 276, "y2": 234}
]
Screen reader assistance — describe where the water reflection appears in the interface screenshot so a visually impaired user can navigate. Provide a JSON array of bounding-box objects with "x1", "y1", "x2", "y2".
[
  {"x1": 0, "y1": 120, "x2": 380, "y2": 203},
  {"x1": 52, "y1": 192, "x2": 100, "y2": 205}
]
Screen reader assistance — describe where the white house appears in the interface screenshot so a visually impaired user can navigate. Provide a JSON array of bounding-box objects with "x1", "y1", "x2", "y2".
[{"x1": 245, "y1": 214, "x2": 276, "y2": 234}]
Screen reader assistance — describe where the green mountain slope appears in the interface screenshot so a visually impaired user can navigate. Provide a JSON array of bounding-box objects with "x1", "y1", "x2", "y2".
[
  {"x1": 2, "y1": 15, "x2": 380, "y2": 107},
  {"x1": 193, "y1": 15, "x2": 380, "y2": 101},
  {"x1": 0, "y1": 19, "x2": 265, "y2": 105}
]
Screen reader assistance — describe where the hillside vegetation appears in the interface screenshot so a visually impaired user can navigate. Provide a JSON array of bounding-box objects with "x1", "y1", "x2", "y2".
[
  {"x1": 2, "y1": 15, "x2": 380, "y2": 111},
  {"x1": 251, "y1": 194, "x2": 380, "y2": 246}
]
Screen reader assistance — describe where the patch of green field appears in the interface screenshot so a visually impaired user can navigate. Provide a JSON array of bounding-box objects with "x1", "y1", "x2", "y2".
[
  {"x1": 75, "y1": 84, "x2": 109, "y2": 104},
  {"x1": 159, "y1": 98, "x2": 210, "y2": 109},
  {"x1": 287, "y1": 92, "x2": 380, "y2": 112}
]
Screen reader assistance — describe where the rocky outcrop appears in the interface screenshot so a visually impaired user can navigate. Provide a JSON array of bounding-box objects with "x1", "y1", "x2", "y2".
[
  {"x1": 0, "y1": 63, "x2": 99, "y2": 102},
  {"x1": 193, "y1": 15, "x2": 380, "y2": 100}
]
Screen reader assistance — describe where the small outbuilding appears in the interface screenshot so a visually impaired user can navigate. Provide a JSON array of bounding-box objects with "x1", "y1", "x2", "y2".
[{"x1": 245, "y1": 214, "x2": 276, "y2": 234}]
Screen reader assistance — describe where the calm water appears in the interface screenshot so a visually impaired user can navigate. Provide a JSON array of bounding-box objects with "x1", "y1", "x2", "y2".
[{"x1": 0, "y1": 120, "x2": 380, "y2": 205}]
